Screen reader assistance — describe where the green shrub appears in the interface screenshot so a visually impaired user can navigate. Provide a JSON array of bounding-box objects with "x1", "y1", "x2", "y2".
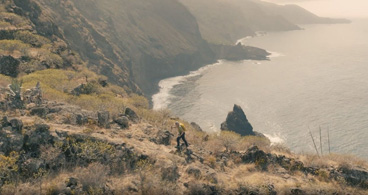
[
  {"x1": 14, "y1": 31, "x2": 50, "y2": 47},
  {"x1": 219, "y1": 131, "x2": 242, "y2": 152},
  {"x1": 0, "y1": 39, "x2": 30, "y2": 55},
  {"x1": 0, "y1": 12, "x2": 29, "y2": 27},
  {"x1": 0, "y1": 21, "x2": 11, "y2": 28},
  {"x1": 0, "y1": 151, "x2": 19, "y2": 182},
  {"x1": 72, "y1": 138, "x2": 116, "y2": 163}
]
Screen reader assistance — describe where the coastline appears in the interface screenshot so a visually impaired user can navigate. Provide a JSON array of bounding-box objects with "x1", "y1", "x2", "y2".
[
  {"x1": 152, "y1": 60, "x2": 224, "y2": 110},
  {"x1": 151, "y1": 41, "x2": 283, "y2": 111}
]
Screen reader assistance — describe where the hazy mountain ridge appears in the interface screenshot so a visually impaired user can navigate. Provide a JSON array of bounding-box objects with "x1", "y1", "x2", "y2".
[
  {"x1": 179, "y1": 0, "x2": 349, "y2": 44},
  {"x1": 254, "y1": 1, "x2": 351, "y2": 24}
]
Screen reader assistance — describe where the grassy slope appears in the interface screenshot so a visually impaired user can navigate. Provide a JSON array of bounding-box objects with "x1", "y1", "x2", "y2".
[
  {"x1": 28, "y1": 0, "x2": 216, "y2": 96},
  {"x1": 0, "y1": 79, "x2": 367, "y2": 194}
]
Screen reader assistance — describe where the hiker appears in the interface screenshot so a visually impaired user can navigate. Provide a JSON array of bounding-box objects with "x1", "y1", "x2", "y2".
[{"x1": 173, "y1": 121, "x2": 189, "y2": 149}]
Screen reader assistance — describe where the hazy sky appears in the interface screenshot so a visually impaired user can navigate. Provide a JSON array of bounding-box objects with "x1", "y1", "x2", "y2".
[{"x1": 263, "y1": 0, "x2": 368, "y2": 18}]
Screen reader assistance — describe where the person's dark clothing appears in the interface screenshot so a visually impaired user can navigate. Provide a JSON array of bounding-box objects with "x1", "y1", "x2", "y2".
[{"x1": 177, "y1": 132, "x2": 189, "y2": 148}]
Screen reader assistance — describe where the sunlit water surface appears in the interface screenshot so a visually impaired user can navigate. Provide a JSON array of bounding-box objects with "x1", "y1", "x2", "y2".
[{"x1": 153, "y1": 19, "x2": 368, "y2": 159}]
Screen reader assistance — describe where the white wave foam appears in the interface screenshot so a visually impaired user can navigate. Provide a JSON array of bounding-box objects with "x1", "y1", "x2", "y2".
[
  {"x1": 267, "y1": 51, "x2": 284, "y2": 58},
  {"x1": 263, "y1": 133, "x2": 285, "y2": 145},
  {"x1": 152, "y1": 61, "x2": 223, "y2": 110},
  {"x1": 236, "y1": 36, "x2": 252, "y2": 45}
]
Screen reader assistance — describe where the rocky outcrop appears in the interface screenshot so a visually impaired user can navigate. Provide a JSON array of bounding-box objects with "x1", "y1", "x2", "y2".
[
  {"x1": 331, "y1": 167, "x2": 368, "y2": 189},
  {"x1": 155, "y1": 130, "x2": 173, "y2": 146},
  {"x1": 240, "y1": 146, "x2": 368, "y2": 189},
  {"x1": 221, "y1": 104, "x2": 254, "y2": 136}
]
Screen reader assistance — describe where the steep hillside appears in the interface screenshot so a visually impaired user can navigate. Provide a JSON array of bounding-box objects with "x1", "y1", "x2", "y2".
[
  {"x1": 0, "y1": 79, "x2": 367, "y2": 194},
  {"x1": 11, "y1": 0, "x2": 217, "y2": 96},
  {"x1": 0, "y1": 0, "x2": 83, "y2": 77}
]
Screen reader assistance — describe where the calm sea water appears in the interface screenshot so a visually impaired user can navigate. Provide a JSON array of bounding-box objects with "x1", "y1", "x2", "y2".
[{"x1": 152, "y1": 19, "x2": 368, "y2": 159}]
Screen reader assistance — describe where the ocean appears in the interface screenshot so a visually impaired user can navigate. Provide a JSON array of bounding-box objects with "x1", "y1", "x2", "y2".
[{"x1": 152, "y1": 19, "x2": 368, "y2": 159}]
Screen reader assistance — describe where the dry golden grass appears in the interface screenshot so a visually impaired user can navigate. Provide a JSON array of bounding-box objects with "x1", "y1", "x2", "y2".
[
  {"x1": 16, "y1": 69, "x2": 150, "y2": 116},
  {"x1": 298, "y1": 153, "x2": 368, "y2": 171}
]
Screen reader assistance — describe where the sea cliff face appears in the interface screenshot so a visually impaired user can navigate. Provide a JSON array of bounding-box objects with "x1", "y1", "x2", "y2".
[{"x1": 12, "y1": 0, "x2": 216, "y2": 96}]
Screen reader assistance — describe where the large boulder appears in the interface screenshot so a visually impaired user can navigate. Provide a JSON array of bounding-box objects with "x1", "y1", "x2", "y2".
[
  {"x1": 114, "y1": 116, "x2": 129, "y2": 129},
  {"x1": 98, "y1": 111, "x2": 110, "y2": 128},
  {"x1": 125, "y1": 107, "x2": 139, "y2": 122},
  {"x1": 220, "y1": 104, "x2": 254, "y2": 136}
]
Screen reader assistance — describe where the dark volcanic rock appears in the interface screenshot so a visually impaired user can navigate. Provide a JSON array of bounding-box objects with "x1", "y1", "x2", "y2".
[
  {"x1": 190, "y1": 122, "x2": 203, "y2": 132},
  {"x1": 331, "y1": 167, "x2": 368, "y2": 189},
  {"x1": 1, "y1": 116, "x2": 10, "y2": 127},
  {"x1": 0, "y1": 127, "x2": 24, "y2": 154},
  {"x1": 221, "y1": 104, "x2": 254, "y2": 136},
  {"x1": 125, "y1": 107, "x2": 139, "y2": 122},
  {"x1": 66, "y1": 177, "x2": 79, "y2": 190},
  {"x1": 9, "y1": 118, "x2": 23, "y2": 132},
  {"x1": 114, "y1": 116, "x2": 129, "y2": 129},
  {"x1": 30, "y1": 107, "x2": 49, "y2": 118},
  {"x1": 98, "y1": 111, "x2": 110, "y2": 128},
  {"x1": 242, "y1": 146, "x2": 269, "y2": 170}
]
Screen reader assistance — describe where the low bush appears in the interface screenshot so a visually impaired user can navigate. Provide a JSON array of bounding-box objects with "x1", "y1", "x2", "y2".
[
  {"x1": 14, "y1": 31, "x2": 50, "y2": 47},
  {"x1": 0, "y1": 39, "x2": 30, "y2": 56},
  {"x1": 0, "y1": 12, "x2": 29, "y2": 27},
  {"x1": 75, "y1": 163, "x2": 110, "y2": 191},
  {"x1": 0, "y1": 151, "x2": 19, "y2": 183}
]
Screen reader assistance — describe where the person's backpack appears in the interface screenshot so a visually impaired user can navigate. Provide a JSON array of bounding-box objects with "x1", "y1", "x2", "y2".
[{"x1": 179, "y1": 123, "x2": 186, "y2": 132}]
